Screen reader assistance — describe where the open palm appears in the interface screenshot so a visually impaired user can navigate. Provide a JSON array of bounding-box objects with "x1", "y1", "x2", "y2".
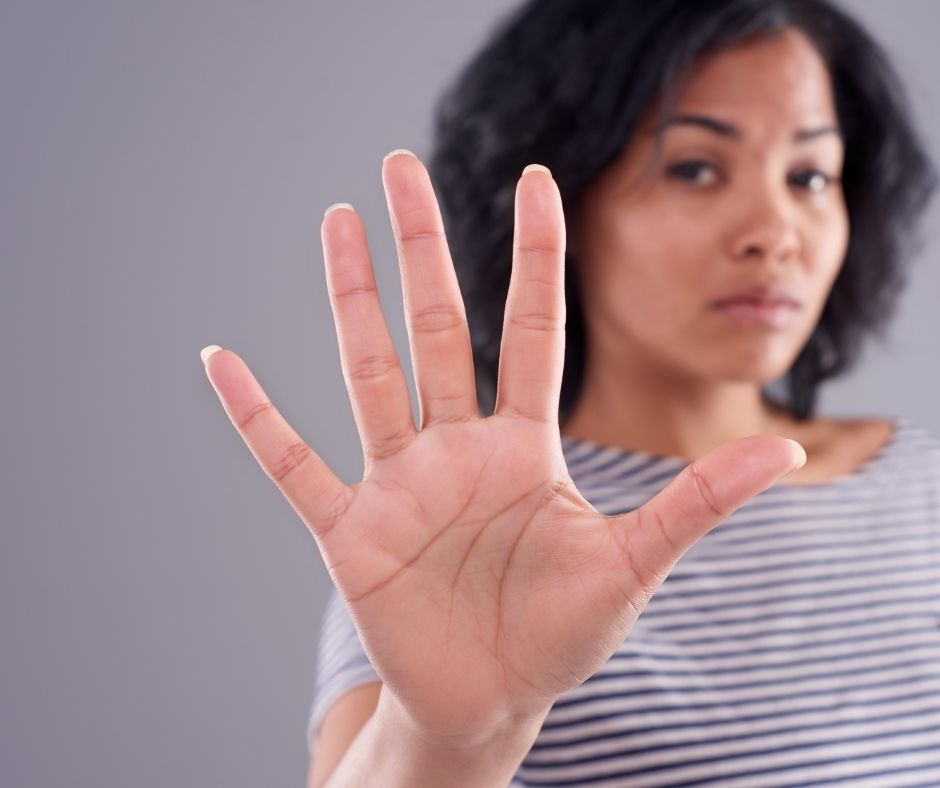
[{"x1": 202, "y1": 151, "x2": 804, "y2": 744}]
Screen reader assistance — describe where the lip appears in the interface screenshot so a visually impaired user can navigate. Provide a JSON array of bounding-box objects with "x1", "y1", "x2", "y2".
[
  {"x1": 713, "y1": 284, "x2": 802, "y2": 308},
  {"x1": 713, "y1": 299, "x2": 801, "y2": 329}
]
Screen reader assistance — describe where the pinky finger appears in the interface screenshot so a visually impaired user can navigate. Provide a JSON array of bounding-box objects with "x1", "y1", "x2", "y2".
[{"x1": 201, "y1": 346, "x2": 351, "y2": 543}]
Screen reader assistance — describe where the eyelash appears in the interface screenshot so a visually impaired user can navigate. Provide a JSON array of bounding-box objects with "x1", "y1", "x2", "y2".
[{"x1": 666, "y1": 160, "x2": 840, "y2": 193}]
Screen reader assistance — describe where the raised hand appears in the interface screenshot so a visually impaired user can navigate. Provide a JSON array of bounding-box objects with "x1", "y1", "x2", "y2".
[{"x1": 201, "y1": 150, "x2": 805, "y2": 747}]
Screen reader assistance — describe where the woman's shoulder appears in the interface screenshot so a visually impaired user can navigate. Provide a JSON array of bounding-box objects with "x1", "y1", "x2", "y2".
[
  {"x1": 767, "y1": 415, "x2": 890, "y2": 486},
  {"x1": 749, "y1": 413, "x2": 938, "y2": 488},
  {"x1": 832, "y1": 414, "x2": 940, "y2": 478},
  {"x1": 826, "y1": 415, "x2": 896, "y2": 471}
]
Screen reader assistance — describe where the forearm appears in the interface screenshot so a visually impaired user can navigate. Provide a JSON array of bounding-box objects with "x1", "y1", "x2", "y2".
[{"x1": 324, "y1": 688, "x2": 546, "y2": 788}]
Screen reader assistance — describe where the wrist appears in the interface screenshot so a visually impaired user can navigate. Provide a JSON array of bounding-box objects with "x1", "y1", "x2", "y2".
[{"x1": 365, "y1": 687, "x2": 548, "y2": 786}]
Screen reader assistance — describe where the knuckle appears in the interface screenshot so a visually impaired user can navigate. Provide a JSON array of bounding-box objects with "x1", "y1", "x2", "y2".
[
  {"x1": 627, "y1": 508, "x2": 671, "y2": 588},
  {"x1": 688, "y1": 460, "x2": 724, "y2": 518},
  {"x1": 333, "y1": 282, "x2": 378, "y2": 301},
  {"x1": 270, "y1": 440, "x2": 314, "y2": 486},
  {"x1": 515, "y1": 243, "x2": 561, "y2": 258},
  {"x1": 368, "y1": 426, "x2": 415, "y2": 463},
  {"x1": 422, "y1": 408, "x2": 476, "y2": 428},
  {"x1": 499, "y1": 403, "x2": 554, "y2": 424},
  {"x1": 347, "y1": 354, "x2": 400, "y2": 382},
  {"x1": 409, "y1": 305, "x2": 464, "y2": 335},
  {"x1": 428, "y1": 389, "x2": 471, "y2": 404},
  {"x1": 316, "y1": 488, "x2": 355, "y2": 540},
  {"x1": 622, "y1": 538, "x2": 665, "y2": 598},
  {"x1": 239, "y1": 400, "x2": 275, "y2": 432},
  {"x1": 398, "y1": 228, "x2": 445, "y2": 246},
  {"x1": 508, "y1": 312, "x2": 563, "y2": 333},
  {"x1": 395, "y1": 204, "x2": 444, "y2": 240},
  {"x1": 648, "y1": 504, "x2": 680, "y2": 553}
]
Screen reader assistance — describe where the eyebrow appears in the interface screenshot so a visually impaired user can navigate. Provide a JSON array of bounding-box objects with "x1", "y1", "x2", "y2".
[{"x1": 654, "y1": 113, "x2": 842, "y2": 143}]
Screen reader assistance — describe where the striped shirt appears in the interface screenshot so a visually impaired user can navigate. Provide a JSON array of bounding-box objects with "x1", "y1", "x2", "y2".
[{"x1": 308, "y1": 415, "x2": 940, "y2": 786}]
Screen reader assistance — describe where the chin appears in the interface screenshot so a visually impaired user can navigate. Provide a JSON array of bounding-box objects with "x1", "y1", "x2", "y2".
[{"x1": 701, "y1": 348, "x2": 799, "y2": 384}]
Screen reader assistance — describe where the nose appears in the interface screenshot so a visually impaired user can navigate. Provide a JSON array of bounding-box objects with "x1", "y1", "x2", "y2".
[{"x1": 729, "y1": 183, "x2": 802, "y2": 264}]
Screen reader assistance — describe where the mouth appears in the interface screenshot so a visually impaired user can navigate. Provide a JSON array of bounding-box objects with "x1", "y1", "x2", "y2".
[{"x1": 712, "y1": 298, "x2": 802, "y2": 329}]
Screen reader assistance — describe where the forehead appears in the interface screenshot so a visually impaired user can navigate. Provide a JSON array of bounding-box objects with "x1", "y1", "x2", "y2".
[{"x1": 665, "y1": 28, "x2": 838, "y2": 132}]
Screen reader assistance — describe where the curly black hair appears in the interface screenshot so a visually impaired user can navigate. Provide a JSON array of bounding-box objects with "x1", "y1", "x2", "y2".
[{"x1": 427, "y1": 0, "x2": 936, "y2": 423}]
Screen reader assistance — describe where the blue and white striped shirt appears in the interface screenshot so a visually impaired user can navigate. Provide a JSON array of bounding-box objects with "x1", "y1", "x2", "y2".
[{"x1": 308, "y1": 415, "x2": 940, "y2": 786}]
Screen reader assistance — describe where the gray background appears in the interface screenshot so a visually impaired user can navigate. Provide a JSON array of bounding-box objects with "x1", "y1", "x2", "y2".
[{"x1": 2, "y1": 1, "x2": 938, "y2": 786}]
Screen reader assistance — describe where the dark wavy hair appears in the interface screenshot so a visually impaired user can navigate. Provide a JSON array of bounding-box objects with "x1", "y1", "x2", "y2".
[{"x1": 428, "y1": 0, "x2": 936, "y2": 423}]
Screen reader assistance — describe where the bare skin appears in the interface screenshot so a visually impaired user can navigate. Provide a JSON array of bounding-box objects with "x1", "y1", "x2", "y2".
[
  {"x1": 201, "y1": 152, "x2": 805, "y2": 749},
  {"x1": 561, "y1": 28, "x2": 894, "y2": 481}
]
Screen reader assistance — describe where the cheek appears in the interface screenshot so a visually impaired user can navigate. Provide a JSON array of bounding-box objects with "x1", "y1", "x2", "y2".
[
  {"x1": 808, "y1": 208, "x2": 850, "y2": 299},
  {"x1": 589, "y1": 203, "x2": 713, "y2": 325}
]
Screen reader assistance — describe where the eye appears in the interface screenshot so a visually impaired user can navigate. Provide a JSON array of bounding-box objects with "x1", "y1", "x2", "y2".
[
  {"x1": 790, "y1": 168, "x2": 839, "y2": 193},
  {"x1": 666, "y1": 160, "x2": 720, "y2": 186}
]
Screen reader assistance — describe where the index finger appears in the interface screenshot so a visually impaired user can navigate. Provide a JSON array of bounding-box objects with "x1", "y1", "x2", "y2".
[{"x1": 382, "y1": 150, "x2": 479, "y2": 428}]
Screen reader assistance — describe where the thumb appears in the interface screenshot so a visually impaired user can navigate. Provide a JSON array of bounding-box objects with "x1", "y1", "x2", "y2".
[{"x1": 614, "y1": 433, "x2": 806, "y2": 588}]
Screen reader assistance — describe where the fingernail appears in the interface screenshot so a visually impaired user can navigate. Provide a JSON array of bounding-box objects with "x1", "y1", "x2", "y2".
[
  {"x1": 523, "y1": 163, "x2": 551, "y2": 177},
  {"x1": 325, "y1": 202, "x2": 355, "y2": 217},
  {"x1": 786, "y1": 438, "x2": 807, "y2": 471},
  {"x1": 200, "y1": 344, "x2": 222, "y2": 365},
  {"x1": 383, "y1": 148, "x2": 416, "y2": 163}
]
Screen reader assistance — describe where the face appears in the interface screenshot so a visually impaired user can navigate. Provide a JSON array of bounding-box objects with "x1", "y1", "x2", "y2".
[{"x1": 574, "y1": 28, "x2": 849, "y2": 385}]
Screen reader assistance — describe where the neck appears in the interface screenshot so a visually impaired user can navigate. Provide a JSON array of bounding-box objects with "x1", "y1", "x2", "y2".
[{"x1": 560, "y1": 349, "x2": 801, "y2": 462}]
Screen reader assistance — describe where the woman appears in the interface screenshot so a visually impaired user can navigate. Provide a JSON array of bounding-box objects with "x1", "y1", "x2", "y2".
[{"x1": 202, "y1": 0, "x2": 940, "y2": 785}]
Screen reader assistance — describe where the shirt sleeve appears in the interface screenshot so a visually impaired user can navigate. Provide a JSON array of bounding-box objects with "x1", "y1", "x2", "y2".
[{"x1": 305, "y1": 586, "x2": 381, "y2": 756}]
